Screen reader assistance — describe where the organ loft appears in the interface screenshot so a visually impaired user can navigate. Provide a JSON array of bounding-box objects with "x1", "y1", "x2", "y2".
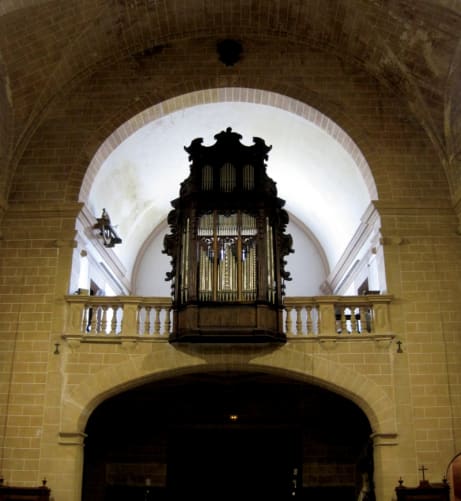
[{"x1": 163, "y1": 127, "x2": 294, "y2": 343}]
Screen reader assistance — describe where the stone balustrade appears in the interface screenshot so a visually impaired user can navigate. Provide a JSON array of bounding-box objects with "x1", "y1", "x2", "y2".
[
  {"x1": 283, "y1": 294, "x2": 393, "y2": 338},
  {"x1": 62, "y1": 294, "x2": 393, "y2": 343}
]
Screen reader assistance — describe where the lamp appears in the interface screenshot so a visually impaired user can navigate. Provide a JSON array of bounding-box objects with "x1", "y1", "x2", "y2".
[{"x1": 93, "y1": 209, "x2": 122, "y2": 247}]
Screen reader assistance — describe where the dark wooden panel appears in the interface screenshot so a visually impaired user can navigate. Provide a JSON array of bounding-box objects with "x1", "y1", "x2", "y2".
[
  {"x1": 0, "y1": 485, "x2": 50, "y2": 501},
  {"x1": 395, "y1": 481, "x2": 450, "y2": 501}
]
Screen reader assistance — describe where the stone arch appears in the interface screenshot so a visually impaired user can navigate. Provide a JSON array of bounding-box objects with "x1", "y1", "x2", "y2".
[
  {"x1": 61, "y1": 344, "x2": 397, "y2": 440},
  {"x1": 78, "y1": 87, "x2": 378, "y2": 204}
]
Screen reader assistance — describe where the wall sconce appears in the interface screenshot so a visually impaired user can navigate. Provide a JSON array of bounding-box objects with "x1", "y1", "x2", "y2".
[
  {"x1": 93, "y1": 209, "x2": 122, "y2": 248},
  {"x1": 54, "y1": 343, "x2": 60, "y2": 355},
  {"x1": 396, "y1": 340, "x2": 403, "y2": 353}
]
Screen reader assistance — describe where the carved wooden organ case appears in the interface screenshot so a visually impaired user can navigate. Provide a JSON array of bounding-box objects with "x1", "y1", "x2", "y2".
[{"x1": 163, "y1": 128, "x2": 293, "y2": 343}]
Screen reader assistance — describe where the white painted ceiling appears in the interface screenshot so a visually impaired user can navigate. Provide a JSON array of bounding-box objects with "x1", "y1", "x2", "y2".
[{"x1": 88, "y1": 102, "x2": 373, "y2": 281}]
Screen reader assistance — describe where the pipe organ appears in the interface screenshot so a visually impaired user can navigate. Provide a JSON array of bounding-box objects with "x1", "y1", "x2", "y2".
[{"x1": 163, "y1": 128, "x2": 293, "y2": 343}]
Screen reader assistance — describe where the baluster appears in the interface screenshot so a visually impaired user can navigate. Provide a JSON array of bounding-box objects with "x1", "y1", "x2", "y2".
[
  {"x1": 306, "y1": 306, "x2": 312, "y2": 335},
  {"x1": 84, "y1": 304, "x2": 91, "y2": 333},
  {"x1": 106, "y1": 305, "x2": 113, "y2": 334},
  {"x1": 285, "y1": 306, "x2": 293, "y2": 336},
  {"x1": 164, "y1": 307, "x2": 171, "y2": 335},
  {"x1": 136, "y1": 306, "x2": 142, "y2": 335},
  {"x1": 111, "y1": 306, "x2": 118, "y2": 334},
  {"x1": 335, "y1": 307, "x2": 342, "y2": 334},
  {"x1": 365, "y1": 306, "x2": 373, "y2": 333},
  {"x1": 154, "y1": 307, "x2": 161, "y2": 336},
  {"x1": 144, "y1": 306, "x2": 152, "y2": 335},
  {"x1": 108, "y1": 305, "x2": 115, "y2": 334},
  {"x1": 355, "y1": 307, "x2": 363, "y2": 334},
  {"x1": 100, "y1": 306, "x2": 109, "y2": 334},
  {"x1": 90, "y1": 306, "x2": 98, "y2": 333},
  {"x1": 296, "y1": 307, "x2": 303, "y2": 335},
  {"x1": 343, "y1": 307, "x2": 351, "y2": 334},
  {"x1": 311, "y1": 306, "x2": 319, "y2": 334},
  {"x1": 349, "y1": 306, "x2": 358, "y2": 334}
]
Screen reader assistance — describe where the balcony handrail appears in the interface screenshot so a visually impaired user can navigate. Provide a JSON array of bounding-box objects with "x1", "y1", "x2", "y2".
[
  {"x1": 284, "y1": 294, "x2": 393, "y2": 337},
  {"x1": 62, "y1": 294, "x2": 393, "y2": 342}
]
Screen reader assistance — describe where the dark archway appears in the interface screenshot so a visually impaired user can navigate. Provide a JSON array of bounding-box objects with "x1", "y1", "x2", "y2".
[{"x1": 82, "y1": 372, "x2": 373, "y2": 501}]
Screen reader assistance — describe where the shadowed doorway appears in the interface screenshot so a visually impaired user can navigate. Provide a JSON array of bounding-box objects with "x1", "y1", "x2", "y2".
[
  {"x1": 168, "y1": 427, "x2": 297, "y2": 501},
  {"x1": 82, "y1": 371, "x2": 373, "y2": 501}
]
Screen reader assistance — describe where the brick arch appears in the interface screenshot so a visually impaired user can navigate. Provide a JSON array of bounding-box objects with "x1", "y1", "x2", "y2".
[
  {"x1": 77, "y1": 87, "x2": 378, "y2": 204},
  {"x1": 61, "y1": 344, "x2": 397, "y2": 440}
]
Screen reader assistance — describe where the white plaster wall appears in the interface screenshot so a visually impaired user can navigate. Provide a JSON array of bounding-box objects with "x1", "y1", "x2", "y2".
[
  {"x1": 284, "y1": 220, "x2": 328, "y2": 296},
  {"x1": 88, "y1": 99, "x2": 373, "y2": 279}
]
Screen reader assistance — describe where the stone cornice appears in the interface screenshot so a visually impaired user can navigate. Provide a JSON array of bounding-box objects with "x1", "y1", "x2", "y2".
[{"x1": 372, "y1": 199, "x2": 453, "y2": 215}]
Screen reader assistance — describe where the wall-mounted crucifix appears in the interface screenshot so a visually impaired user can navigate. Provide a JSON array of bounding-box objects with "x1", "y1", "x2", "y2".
[{"x1": 419, "y1": 465, "x2": 427, "y2": 481}]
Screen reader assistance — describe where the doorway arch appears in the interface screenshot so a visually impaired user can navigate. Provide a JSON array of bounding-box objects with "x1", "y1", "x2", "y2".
[
  {"x1": 82, "y1": 370, "x2": 376, "y2": 501},
  {"x1": 59, "y1": 345, "x2": 398, "y2": 500},
  {"x1": 61, "y1": 347, "x2": 396, "y2": 436}
]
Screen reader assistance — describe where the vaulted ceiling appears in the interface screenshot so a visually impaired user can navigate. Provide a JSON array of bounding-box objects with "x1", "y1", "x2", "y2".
[{"x1": 1, "y1": 1, "x2": 460, "y2": 273}]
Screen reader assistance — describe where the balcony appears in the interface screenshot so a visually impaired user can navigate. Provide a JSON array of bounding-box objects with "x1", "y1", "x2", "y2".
[{"x1": 62, "y1": 294, "x2": 394, "y2": 344}]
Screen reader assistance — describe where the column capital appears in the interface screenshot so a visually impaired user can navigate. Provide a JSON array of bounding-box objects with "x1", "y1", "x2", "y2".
[
  {"x1": 58, "y1": 431, "x2": 87, "y2": 446},
  {"x1": 370, "y1": 432, "x2": 398, "y2": 446}
]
